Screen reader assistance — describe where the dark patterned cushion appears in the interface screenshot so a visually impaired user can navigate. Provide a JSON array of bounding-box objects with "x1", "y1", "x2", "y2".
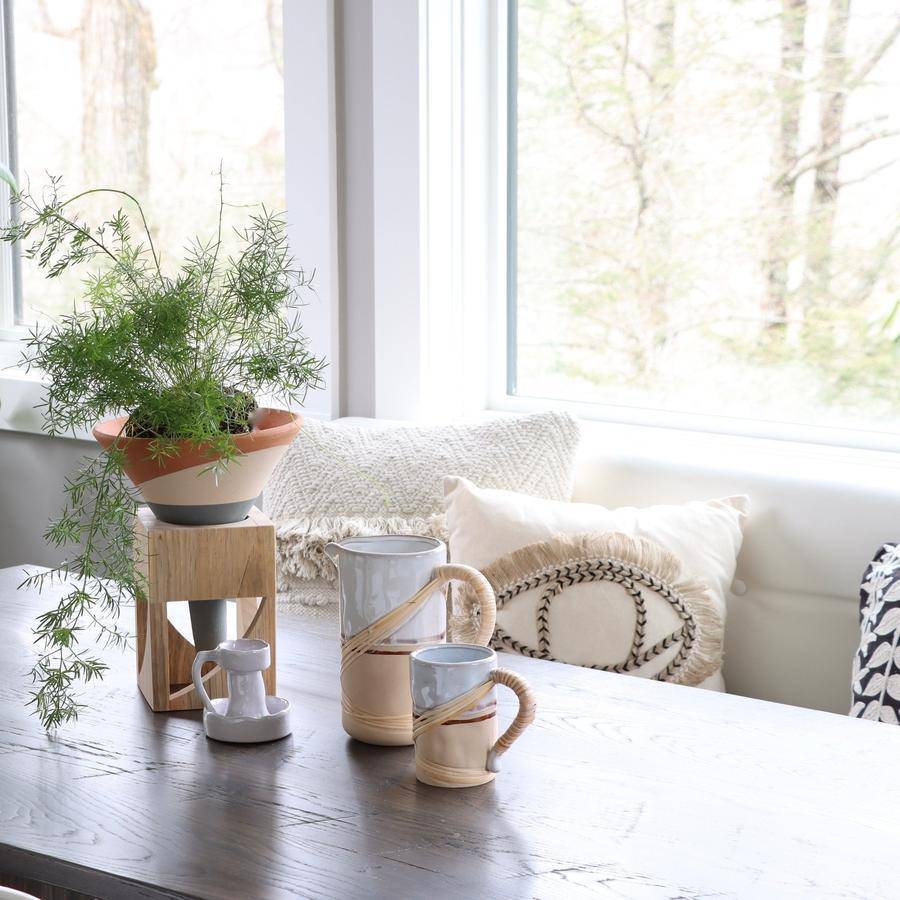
[{"x1": 851, "y1": 543, "x2": 900, "y2": 724}]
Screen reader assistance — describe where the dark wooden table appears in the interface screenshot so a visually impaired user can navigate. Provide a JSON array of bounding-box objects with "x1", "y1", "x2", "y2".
[{"x1": 1, "y1": 566, "x2": 899, "y2": 900}]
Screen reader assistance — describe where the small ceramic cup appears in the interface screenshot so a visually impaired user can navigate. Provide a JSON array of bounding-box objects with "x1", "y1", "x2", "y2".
[
  {"x1": 191, "y1": 638, "x2": 270, "y2": 718},
  {"x1": 409, "y1": 643, "x2": 536, "y2": 788}
]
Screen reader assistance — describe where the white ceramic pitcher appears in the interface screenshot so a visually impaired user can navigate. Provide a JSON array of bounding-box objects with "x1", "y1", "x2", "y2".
[{"x1": 325, "y1": 535, "x2": 496, "y2": 746}]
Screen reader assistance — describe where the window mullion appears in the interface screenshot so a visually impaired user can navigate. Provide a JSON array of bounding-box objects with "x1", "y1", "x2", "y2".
[{"x1": 0, "y1": 0, "x2": 17, "y2": 334}]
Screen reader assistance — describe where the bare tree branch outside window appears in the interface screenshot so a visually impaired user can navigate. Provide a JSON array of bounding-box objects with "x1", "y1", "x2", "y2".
[
  {"x1": 515, "y1": 0, "x2": 900, "y2": 432},
  {"x1": 13, "y1": 0, "x2": 285, "y2": 323}
]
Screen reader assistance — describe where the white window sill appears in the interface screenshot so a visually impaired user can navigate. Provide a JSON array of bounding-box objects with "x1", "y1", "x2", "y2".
[
  {"x1": 3, "y1": 336, "x2": 898, "y2": 489},
  {"x1": 0, "y1": 330, "x2": 23, "y2": 364},
  {"x1": 0, "y1": 371, "x2": 93, "y2": 439},
  {"x1": 0, "y1": 334, "x2": 90, "y2": 439},
  {"x1": 491, "y1": 392, "x2": 900, "y2": 455},
  {"x1": 0, "y1": 360, "x2": 318, "y2": 440}
]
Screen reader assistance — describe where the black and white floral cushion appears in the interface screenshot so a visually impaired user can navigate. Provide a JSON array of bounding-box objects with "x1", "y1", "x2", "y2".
[{"x1": 851, "y1": 543, "x2": 900, "y2": 724}]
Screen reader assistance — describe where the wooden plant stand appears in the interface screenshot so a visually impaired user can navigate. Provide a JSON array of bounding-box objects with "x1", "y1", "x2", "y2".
[{"x1": 133, "y1": 506, "x2": 277, "y2": 712}]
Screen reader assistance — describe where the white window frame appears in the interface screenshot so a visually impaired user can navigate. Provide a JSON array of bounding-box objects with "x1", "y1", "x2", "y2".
[
  {"x1": 0, "y1": 0, "x2": 19, "y2": 342},
  {"x1": 422, "y1": 0, "x2": 900, "y2": 453},
  {"x1": 419, "y1": 0, "x2": 505, "y2": 420}
]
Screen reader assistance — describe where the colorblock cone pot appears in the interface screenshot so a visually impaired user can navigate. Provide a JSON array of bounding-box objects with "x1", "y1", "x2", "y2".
[
  {"x1": 94, "y1": 408, "x2": 301, "y2": 651},
  {"x1": 93, "y1": 408, "x2": 302, "y2": 526}
]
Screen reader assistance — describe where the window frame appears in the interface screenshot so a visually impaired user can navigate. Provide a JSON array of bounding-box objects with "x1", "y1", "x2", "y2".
[
  {"x1": 504, "y1": 0, "x2": 517, "y2": 399},
  {"x1": 0, "y1": 0, "x2": 340, "y2": 434},
  {"x1": 0, "y1": 0, "x2": 19, "y2": 340},
  {"x1": 419, "y1": 0, "x2": 506, "y2": 419}
]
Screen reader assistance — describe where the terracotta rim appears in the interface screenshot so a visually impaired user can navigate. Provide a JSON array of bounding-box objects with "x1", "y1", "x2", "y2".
[{"x1": 92, "y1": 408, "x2": 302, "y2": 484}]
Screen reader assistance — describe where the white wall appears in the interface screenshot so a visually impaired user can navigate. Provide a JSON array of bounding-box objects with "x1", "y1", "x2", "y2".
[{"x1": 0, "y1": 431, "x2": 93, "y2": 568}]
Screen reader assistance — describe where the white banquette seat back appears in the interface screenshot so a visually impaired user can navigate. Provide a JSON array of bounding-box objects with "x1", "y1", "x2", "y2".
[
  {"x1": 334, "y1": 416, "x2": 896, "y2": 714},
  {"x1": 573, "y1": 421, "x2": 900, "y2": 714}
]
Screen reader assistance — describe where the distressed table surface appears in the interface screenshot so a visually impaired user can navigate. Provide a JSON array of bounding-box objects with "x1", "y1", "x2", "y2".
[{"x1": 0, "y1": 566, "x2": 897, "y2": 900}]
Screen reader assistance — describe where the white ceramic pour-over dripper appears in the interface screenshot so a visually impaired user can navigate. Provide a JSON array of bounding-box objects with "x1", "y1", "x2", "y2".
[{"x1": 191, "y1": 639, "x2": 291, "y2": 743}]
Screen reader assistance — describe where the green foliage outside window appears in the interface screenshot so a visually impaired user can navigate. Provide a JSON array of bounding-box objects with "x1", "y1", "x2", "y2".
[{"x1": 515, "y1": 1, "x2": 900, "y2": 431}]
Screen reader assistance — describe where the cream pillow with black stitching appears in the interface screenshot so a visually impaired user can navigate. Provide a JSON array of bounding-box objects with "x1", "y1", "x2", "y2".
[{"x1": 444, "y1": 476, "x2": 749, "y2": 691}]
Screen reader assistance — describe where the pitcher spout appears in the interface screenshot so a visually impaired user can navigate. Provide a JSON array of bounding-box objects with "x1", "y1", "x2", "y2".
[{"x1": 324, "y1": 542, "x2": 342, "y2": 567}]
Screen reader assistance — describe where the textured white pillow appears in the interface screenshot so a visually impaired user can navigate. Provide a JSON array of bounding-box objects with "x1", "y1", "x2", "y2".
[
  {"x1": 267, "y1": 413, "x2": 581, "y2": 607},
  {"x1": 443, "y1": 476, "x2": 749, "y2": 690}
]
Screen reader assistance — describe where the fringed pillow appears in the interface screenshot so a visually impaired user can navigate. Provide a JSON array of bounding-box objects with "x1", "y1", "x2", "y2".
[
  {"x1": 266, "y1": 413, "x2": 580, "y2": 608},
  {"x1": 480, "y1": 532, "x2": 723, "y2": 687},
  {"x1": 444, "y1": 476, "x2": 749, "y2": 691}
]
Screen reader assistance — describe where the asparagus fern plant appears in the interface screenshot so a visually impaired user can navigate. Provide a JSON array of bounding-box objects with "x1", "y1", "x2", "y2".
[{"x1": 2, "y1": 175, "x2": 325, "y2": 729}]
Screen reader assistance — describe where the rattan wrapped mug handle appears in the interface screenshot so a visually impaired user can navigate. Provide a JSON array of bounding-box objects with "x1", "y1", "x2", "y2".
[
  {"x1": 486, "y1": 667, "x2": 537, "y2": 772},
  {"x1": 432, "y1": 564, "x2": 496, "y2": 645}
]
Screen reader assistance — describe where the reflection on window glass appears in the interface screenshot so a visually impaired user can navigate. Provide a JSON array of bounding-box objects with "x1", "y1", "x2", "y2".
[
  {"x1": 514, "y1": 0, "x2": 900, "y2": 433},
  {"x1": 14, "y1": 0, "x2": 284, "y2": 322}
]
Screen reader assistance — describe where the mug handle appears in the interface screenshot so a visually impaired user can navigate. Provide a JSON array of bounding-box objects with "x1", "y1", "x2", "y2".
[
  {"x1": 191, "y1": 649, "x2": 221, "y2": 714},
  {"x1": 433, "y1": 564, "x2": 497, "y2": 645},
  {"x1": 486, "y1": 668, "x2": 537, "y2": 773}
]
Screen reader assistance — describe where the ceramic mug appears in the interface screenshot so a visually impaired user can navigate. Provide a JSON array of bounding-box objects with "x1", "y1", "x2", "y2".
[
  {"x1": 191, "y1": 638, "x2": 270, "y2": 718},
  {"x1": 326, "y1": 535, "x2": 496, "y2": 746},
  {"x1": 409, "y1": 643, "x2": 537, "y2": 788}
]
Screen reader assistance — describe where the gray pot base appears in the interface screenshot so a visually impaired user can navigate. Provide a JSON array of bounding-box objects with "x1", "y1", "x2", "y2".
[{"x1": 147, "y1": 499, "x2": 256, "y2": 526}]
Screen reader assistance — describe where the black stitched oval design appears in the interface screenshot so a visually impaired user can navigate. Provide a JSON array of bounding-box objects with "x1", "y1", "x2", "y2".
[{"x1": 491, "y1": 557, "x2": 698, "y2": 681}]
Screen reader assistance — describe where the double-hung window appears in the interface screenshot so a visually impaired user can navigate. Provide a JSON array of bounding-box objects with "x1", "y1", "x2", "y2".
[
  {"x1": 436, "y1": 0, "x2": 900, "y2": 448},
  {"x1": 3, "y1": 0, "x2": 900, "y2": 450}
]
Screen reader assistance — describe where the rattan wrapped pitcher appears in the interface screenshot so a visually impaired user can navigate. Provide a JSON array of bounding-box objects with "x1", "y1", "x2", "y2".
[{"x1": 326, "y1": 535, "x2": 496, "y2": 746}]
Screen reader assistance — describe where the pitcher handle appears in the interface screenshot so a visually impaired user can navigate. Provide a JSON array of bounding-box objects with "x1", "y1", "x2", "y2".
[
  {"x1": 191, "y1": 649, "x2": 220, "y2": 714},
  {"x1": 486, "y1": 667, "x2": 537, "y2": 772},
  {"x1": 433, "y1": 564, "x2": 497, "y2": 646}
]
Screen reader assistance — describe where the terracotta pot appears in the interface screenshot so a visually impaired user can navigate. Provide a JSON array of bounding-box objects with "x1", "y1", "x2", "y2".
[{"x1": 93, "y1": 407, "x2": 302, "y2": 526}]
